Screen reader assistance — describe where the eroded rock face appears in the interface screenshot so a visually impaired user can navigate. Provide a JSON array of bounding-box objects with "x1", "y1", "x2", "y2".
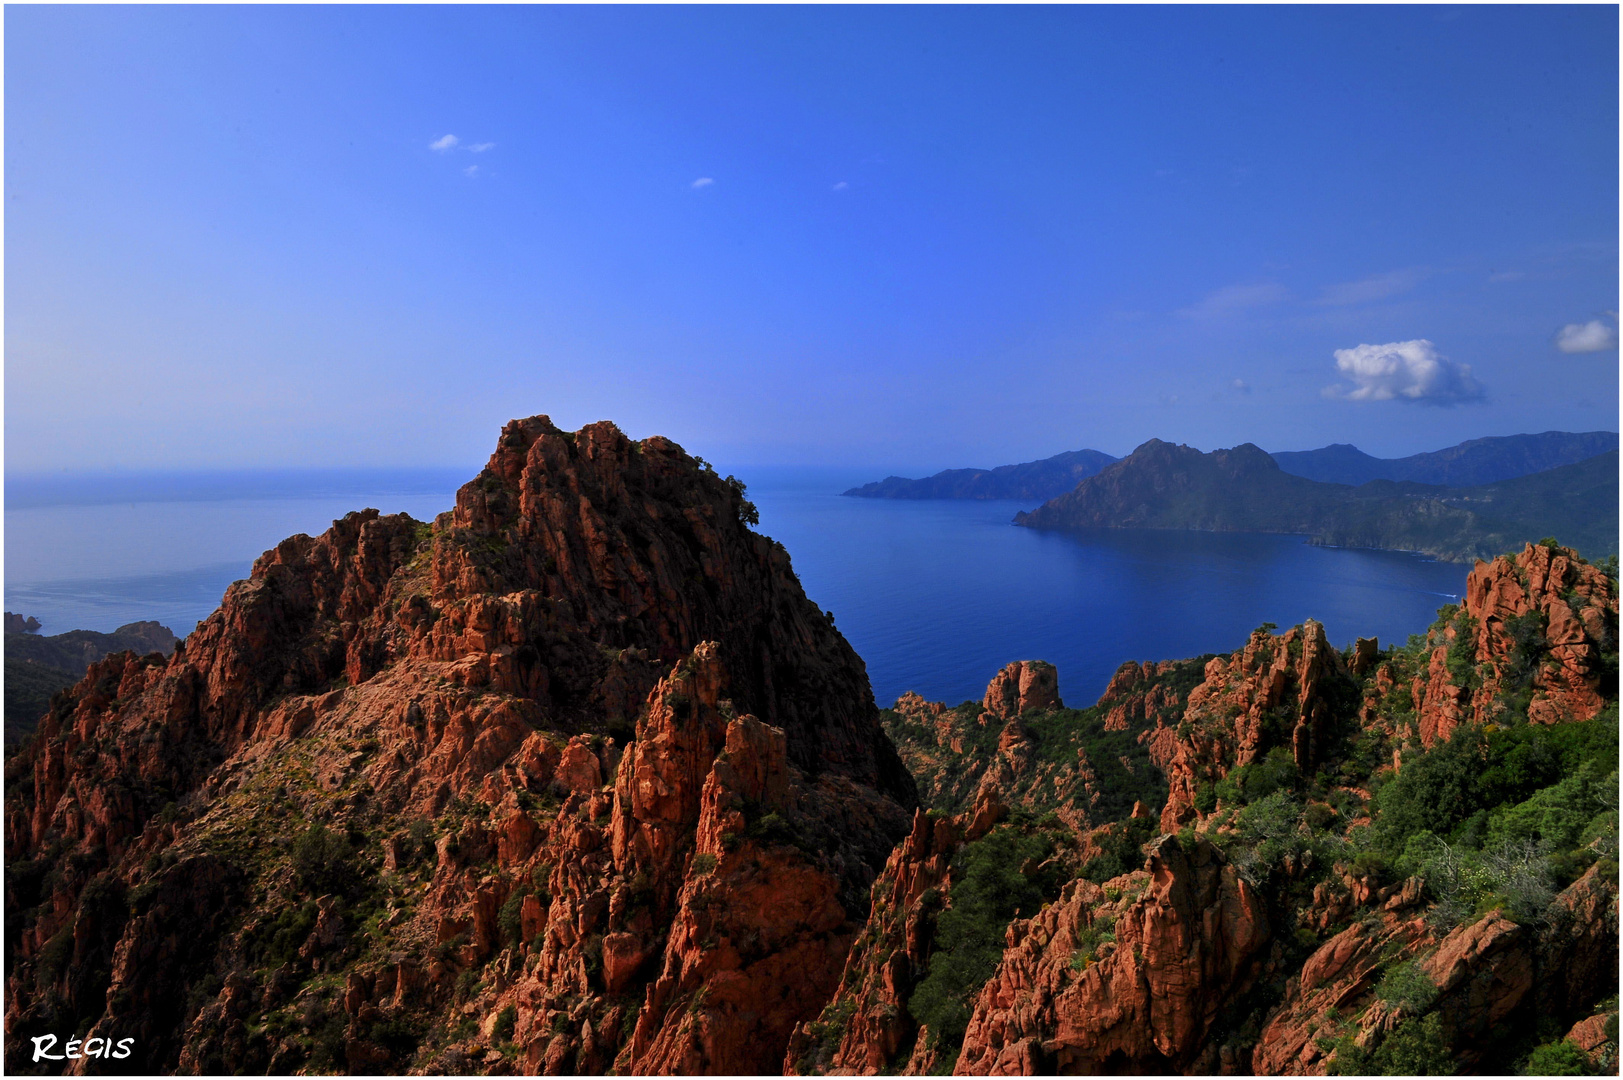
[
  {"x1": 1158, "y1": 620, "x2": 1356, "y2": 832},
  {"x1": 1252, "y1": 863, "x2": 1619, "y2": 1076},
  {"x1": 955, "y1": 835, "x2": 1269, "y2": 1075},
  {"x1": 1415, "y1": 542, "x2": 1618, "y2": 744},
  {"x1": 3, "y1": 416, "x2": 915, "y2": 1074},
  {"x1": 981, "y1": 661, "x2": 1061, "y2": 720}
]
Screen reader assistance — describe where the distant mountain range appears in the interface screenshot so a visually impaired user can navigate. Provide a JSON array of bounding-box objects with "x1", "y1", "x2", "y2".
[
  {"x1": 844, "y1": 431, "x2": 1618, "y2": 503},
  {"x1": 843, "y1": 448, "x2": 1119, "y2": 501},
  {"x1": 1014, "y1": 439, "x2": 1619, "y2": 564},
  {"x1": 1271, "y1": 430, "x2": 1618, "y2": 486}
]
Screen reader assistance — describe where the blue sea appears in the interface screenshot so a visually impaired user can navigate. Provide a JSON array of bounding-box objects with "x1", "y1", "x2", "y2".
[{"x1": 4, "y1": 465, "x2": 1468, "y2": 708}]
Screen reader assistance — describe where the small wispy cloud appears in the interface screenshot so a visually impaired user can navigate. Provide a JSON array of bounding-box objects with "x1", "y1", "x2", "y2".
[
  {"x1": 468, "y1": 142, "x2": 495, "y2": 153},
  {"x1": 1313, "y1": 267, "x2": 1427, "y2": 306},
  {"x1": 1231, "y1": 379, "x2": 1251, "y2": 394},
  {"x1": 1177, "y1": 282, "x2": 1288, "y2": 319},
  {"x1": 1322, "y1": 339, "x2": 1485, "y2": 406},
  {"x1": 463, "y1": 165, "x2": 479, "y2": 178},
  {"x1": 691, "y1": 177, "x2": 714, "y2": 189},
  {"x1": 1556, "y1": 319, "x2": 1618, "y2": 354},
  {"x1": 430, "y1": 134, "x2": 459, "y2": 152},
  {"x1": 832, "y1": 181, "x2": 849, "y2": 191},
  {"x1": 1487, "y1": 270, "x2": 1525, "y2": 283}
]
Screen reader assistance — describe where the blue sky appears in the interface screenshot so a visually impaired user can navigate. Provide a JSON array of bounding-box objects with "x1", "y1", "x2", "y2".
[{"x1": 6, "y1": 5, "x2": 1617, "y2": 475}]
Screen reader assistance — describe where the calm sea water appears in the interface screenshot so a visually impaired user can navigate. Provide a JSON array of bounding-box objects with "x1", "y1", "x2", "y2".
[{"x1": 4, "y1": 465, "x2": 1467, "y2": 708}]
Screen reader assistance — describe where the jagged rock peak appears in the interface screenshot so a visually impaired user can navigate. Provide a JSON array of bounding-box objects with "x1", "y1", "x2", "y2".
[
  {"x1": 982, "y1": 659, "x2": 1062, "y2": 719},
  {"x1": 2, "y1": 414, "x2": 918, "y2": 1074}
]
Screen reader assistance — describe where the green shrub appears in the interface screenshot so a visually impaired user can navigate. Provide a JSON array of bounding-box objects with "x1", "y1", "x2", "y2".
[
  {"x1": 1071, "y1": 913, "x2": 1118, "y2": 968},
  {"x1": 493, "y1": 1004, "x2": 518, "y2": 1043},
  {"x1": 1372, "y1": 712, "x2": 1618, "y2": 863},
  {"x1": 1376, "y1": 961, "x2": 1439, "y2": 1013},
  {"x1": 1217, "y1": 746, "x2": 1299, "y2": 808},
  {"x1": 1524, "y1": 1039, "x2": 1593, "y2": 1075},
  {"x1": 1370, "y1": 1014, "x2": 1455, "y2": 1075},
  {"x1": 1485, "y1": 761, "x2": 1614, "y2": 852},
  {"x1": 369, "y1": 1015, "x2": 423, "y2": 1058},
  {"x1": 1079, "y1": 817, "x2": 1154, "y2": 884},
  {"x1": 498, "y1": 888, "x2": 529, "y2": 948},
  {"x1": 291, "y1": 823, "x2": 358, "y2": 896}
]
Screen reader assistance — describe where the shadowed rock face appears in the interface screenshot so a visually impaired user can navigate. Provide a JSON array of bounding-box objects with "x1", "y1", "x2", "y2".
[{"x1": 3, "y1": 415, "x2": 915, "y2": 1074}]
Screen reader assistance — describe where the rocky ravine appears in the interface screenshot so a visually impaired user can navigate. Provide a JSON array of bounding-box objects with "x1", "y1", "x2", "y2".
[
  {"x1": 5, "y1": 416, "x2": 915, "y2": 1074},
  {"x1": 5, "y1": 412, "x2": 1617, "y2": 1077}
]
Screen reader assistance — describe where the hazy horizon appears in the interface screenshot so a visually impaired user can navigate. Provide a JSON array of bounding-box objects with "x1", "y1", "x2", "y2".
[{"x1": 5, "y1": 424, "x2": 1621, "y2": 493}]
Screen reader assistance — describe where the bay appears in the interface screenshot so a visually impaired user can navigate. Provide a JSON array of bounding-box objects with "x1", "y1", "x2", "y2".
[{"x1": 4, "y1": 465, "x2": 1468, "y2": 708}]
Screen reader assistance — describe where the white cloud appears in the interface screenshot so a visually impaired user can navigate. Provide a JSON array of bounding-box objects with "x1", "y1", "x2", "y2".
[
  {"x1": 691, "y1": 177, "x2": 714, "y2": 189},
  {"x1": 1556, "y1": 319, "x2": 1617, "y2": 353},
  {"x1": 468, "y1": 142, "x2": 495, "y2": 153},
  {"x1": 832, "y1": 181, "x2": 849, "y2": 191},
  {"x1": 1231, "y1": 379, "x2": 1251, "y2": 394},
  {"x1": 463, "y1": 165, "x2": 479, "y2": 178},
  {"x1": 1323, "y1": 339, "x2": 1485, "y2": 406},
  {"x1": 1177, "y1": 282, "x2": 1288, "y2": 319},
  {"x1": 1313, "y1": 267, "x2": 1426, "y2": 306},
  {"x1": 430, "y1": 134, "x2": 459, "y2": 152}
]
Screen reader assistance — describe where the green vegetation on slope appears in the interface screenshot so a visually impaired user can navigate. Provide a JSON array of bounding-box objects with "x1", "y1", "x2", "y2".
[{"x1": 907, "y1": 822, "x2": 1066, "y2": 1062}]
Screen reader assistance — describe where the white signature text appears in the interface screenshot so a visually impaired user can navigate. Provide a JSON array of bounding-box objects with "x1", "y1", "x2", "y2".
[{"x1": 32, "y1": 1034, "x2": 135, "y2": 1062}]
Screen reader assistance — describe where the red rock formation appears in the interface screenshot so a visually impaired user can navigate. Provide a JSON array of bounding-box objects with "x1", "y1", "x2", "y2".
[
  {"x1": 1157, "y1": 620, "x2": 1353, "y2": 832},
  {"x1": 981, "y1": 660, "x2": 1061, "y2": 719},
  {"x1": 3, "y1": 416, "x2": 914, "y2": 1074},
  {"x1": 1251, "y1": 861, "x2": 1620, "y2": 1076},
  {"x1": 954, "y1": 834, "x2": 1269, "y2": 1074},
  {"x1": 782, "y1": 806, "x2": 973, "y2": 1075},
  {"x1": 1414, "y1": 542, "x2": 1618, "y2": 744}
]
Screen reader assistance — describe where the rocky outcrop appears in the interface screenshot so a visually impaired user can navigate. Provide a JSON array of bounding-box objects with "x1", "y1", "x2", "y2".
[
  {"x1": 1414, "y1": 542, "x2": 1618, "y2": 744},
  {"x1": 6, "y1": 612, "x2": 43, "y2": 634},
  {"x1": 981, "y1": 661, "x2": 1061, "y2": 720},
  {"x1": 1157, "y1": 620, "x2": 1355, "y2": 832},
  {"x1": 881, "y1": 659, "x2": 1189, "y2": 834},
  {"x1": 954, "y1": 834, "x2": 1269, "y2": 1074},
  {"x1": 1252, "y1": 861, "x2": 1619, "y2": 1075},
  {"x1": 3, "y1": 416, "x2": 915, "y2": 1074}
]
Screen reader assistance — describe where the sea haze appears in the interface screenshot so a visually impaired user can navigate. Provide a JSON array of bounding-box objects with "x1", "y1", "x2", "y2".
[{"x1": 4, "y1": 466, "x2": 1468, "y2": 708}]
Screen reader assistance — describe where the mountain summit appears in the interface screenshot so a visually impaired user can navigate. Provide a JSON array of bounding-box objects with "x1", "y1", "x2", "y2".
[{"x1": 5, "y1": 416, "x2": 915, "y2": 1074}]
